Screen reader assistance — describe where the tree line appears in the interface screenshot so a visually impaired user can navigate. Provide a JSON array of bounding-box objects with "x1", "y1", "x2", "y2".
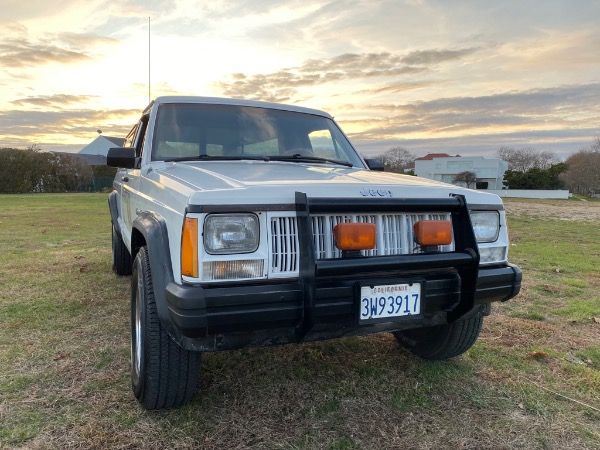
[
  {"x1": 497, "y1": 139, "x2": 600, "y2": 194},
  {"x1": 0, "y1": 147, "x2": 115, "y2": 194},
  {"x1": 3, "y1": 138, "x2": 599, "y2": 195},
  {"x1": 371, "y1": 138, "x2": 600, "y2": 195},
  {"x1": 558, "y1": 138, "x2": 600, "y2": 196}
]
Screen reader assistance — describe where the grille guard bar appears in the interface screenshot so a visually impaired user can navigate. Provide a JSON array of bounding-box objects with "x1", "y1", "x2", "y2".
[{"x1": 294, "y1": 192, "x2": 481, "y2": 340}]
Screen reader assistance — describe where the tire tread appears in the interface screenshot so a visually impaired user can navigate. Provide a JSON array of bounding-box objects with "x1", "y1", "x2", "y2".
[
  {"x1": 132, "y1": 247, "x2": 200, "y2": 410},
  {"x1": 112, "y1": 226, "x2": 132, "y2": 276},
  {"x1": 394, "y1": 309, "x2": 484, "y2": 361}
]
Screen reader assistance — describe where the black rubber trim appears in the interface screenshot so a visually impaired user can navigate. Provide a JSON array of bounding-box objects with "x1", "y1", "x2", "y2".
[
  {"x1": 305, "y1": 196, "x2": 466, "y2": 213},
  {"x1": 475, "y1": 263, "x2": 522, "y2": 303},
  {"x1": 185, "y1": 202, "x2": 503, "y2": 215},
  {"x1": 468, "y1": 204, "x2": 504, "y2": 211},
  {"x1": 315, "y1": 253, "x2": 476, "y2": 277},
  {"x1": 186, "y1": 204, "x2": 296, "y2": 213},
  {"x1": 166, "y1": 272, "x2": 467, "y2": 347},
  {"x1": 131, "y1": 212, "x2": 182, "y2": 342},
  {"x1": 108, "y1": 191, "x2": 122, "y2": 240}
]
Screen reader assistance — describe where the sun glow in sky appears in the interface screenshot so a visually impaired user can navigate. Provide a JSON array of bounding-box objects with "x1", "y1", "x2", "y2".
[{"x1": 1, "y1": 0, "x2": 599, "y2": 158}]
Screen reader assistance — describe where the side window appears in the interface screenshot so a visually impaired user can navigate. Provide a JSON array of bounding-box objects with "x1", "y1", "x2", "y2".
[
  {"x1": 124, "y1": 124, "x2": 138, "y2": 148},
  {"x1": 308, "y1": 129, "x2": 338, "y2": 159},
  {"x1": 134, "y1": 117, "x2": 149, "y2": 158}
]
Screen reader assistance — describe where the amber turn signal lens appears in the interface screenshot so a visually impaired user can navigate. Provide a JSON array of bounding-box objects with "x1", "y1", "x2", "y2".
[
  {"x1": 333, "y1": 223, "x2": 376, "y2": 251},
  {"x1": 413, "y1": 220, "x2": 452, "y2": 246},
  {"x1": 181, "y1": 218, "x2": 199, "y2": 277}
]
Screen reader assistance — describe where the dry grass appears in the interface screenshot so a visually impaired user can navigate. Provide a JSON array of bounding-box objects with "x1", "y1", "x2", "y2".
[
  {"x1": 504, "y1": 198, "x2": 600, "y2": 221},
  {"x1": 1, "y1": 194, "x2": 599, "y2": 449}
]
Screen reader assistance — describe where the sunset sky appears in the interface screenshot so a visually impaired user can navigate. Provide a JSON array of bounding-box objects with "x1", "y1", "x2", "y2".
[{"x1": 1, "y1": 0, "x2": 599, "y2": 159}]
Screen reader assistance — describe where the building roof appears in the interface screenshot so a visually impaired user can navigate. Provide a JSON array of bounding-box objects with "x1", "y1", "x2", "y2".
[
  {"x1": 415, "y1": 153, "x2": 453, "y2": 161},
  {"x1": 78, "y1": 135, "x2": 125, "y2": 156},
  {"x1": 104, "y1": 136, "x2": 126, "y2": 146}
]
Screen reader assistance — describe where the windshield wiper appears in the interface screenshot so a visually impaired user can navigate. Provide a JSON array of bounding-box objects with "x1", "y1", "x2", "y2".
[
  {"x1": 270, "y1": 154, "x2": 353, "y2": 167},
  {"x1": 163, "y1": 155, "x2": 271, "y2": 162},
  {"x1": 162, "y1": 153, "x2": 353, "y2": 167}
]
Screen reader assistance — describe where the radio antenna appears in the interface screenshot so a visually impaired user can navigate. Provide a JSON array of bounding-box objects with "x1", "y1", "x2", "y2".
[{"x1": 148, "y1": 16, "x2": 151, "y2": 103}]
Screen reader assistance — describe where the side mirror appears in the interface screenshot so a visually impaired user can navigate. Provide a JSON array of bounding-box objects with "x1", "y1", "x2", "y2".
[
  {"x1": 364, "y1": 159, "x2": 385, "y2": 171},
  {"x1": 107, "y1": 147, "x2": 137, "y2": 168}
]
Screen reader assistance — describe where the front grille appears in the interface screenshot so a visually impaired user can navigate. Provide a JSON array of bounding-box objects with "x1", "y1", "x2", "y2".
[
  {"x1": 269, "y1": 212, "x2": 454, "y2": 276},
  {"x1": 270, "y1": 216, "x2": 299, "y2": 274}
]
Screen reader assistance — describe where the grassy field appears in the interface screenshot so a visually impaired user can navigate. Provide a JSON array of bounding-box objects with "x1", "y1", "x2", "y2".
[{"x1": 0, "y1": 194, "x2": 599, "y2": 449}]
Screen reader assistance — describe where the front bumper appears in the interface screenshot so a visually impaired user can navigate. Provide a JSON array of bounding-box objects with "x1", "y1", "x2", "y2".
[
  {"x1": 163, "y1": 194, "x2": 522, "y2": 351},
  {"x1": 166, "y1": 264, "x2": 521, "y2": 352}
]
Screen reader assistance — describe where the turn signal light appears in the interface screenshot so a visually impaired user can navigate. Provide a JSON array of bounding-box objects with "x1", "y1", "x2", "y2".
[
  {"x1": 414, "y1": 220, "x2": 452, "y2": 246},
  {"x1": 333, "y1": 223, "x2": 376, "y2": 251},
  {"x1": 181, "y1": 217, "x2": 199, "y2": 278}
]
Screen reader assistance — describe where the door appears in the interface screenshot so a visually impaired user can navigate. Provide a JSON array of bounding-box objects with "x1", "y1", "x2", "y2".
[{"x1": 120, "y1": 117, "x2": 149, "y2": 246}]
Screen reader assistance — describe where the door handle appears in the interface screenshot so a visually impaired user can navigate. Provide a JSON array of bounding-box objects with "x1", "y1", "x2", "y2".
[{"x1": 122, "y1": 176, "x2": 129, "y2": 182}]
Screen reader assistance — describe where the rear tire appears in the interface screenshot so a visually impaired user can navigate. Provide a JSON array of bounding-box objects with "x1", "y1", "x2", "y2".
[
  {"x1": 131, "y1": 247, "x2": 200, "y2": 410},
  {"x1": 112, "y1": 226, "x2": 132, "y2": 276},
  {"x1": 393, "y1": 306, "x2": 485, "y2": 360}
]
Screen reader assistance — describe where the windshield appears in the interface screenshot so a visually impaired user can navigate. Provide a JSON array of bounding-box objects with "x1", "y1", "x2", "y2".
[{"x1": 151, "y1": 103, "x2": 364, "y2": 167}]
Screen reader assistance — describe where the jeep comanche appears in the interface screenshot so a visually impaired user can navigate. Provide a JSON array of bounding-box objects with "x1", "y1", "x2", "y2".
[{"x1": 107, "y1": 96, "x2": 522, "y2": 410}]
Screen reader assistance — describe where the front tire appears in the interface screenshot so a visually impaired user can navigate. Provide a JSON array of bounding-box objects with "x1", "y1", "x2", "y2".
[
  {"x1": 393, "y1": 306, "x2": 486, "y2": 360},
  {"x1": 112, "y1": 226, "x2": 132, "y2": 276},
  {"x1": 131, "y1": 247, "x2": 200, "y2": 409}
]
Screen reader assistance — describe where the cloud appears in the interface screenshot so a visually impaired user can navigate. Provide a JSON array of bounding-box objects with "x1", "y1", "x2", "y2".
[
  {"x1": 354, "y1": 129, "x2": 598, "y2": 160},
  {"x1": 214, "y1": 48, "x2": 480, "y2": 101},
  {"x1": 202, "y1": 0, "x2": 308, "y2": 18},
  {"x1": 0, "y1": 23, "x2": 119, "y2": 70},
  {"x1": 299, "y1": 52, "x2": 404, "y2": 72},
  {"x1": 52, "y1": 32, "x2": 118, "y2": 49},
  {"x1": 118, "y1": 0, "x2": 177, "y2": 15},
  {"x1": 0, "y1": 0, "x2": 82, "y2": 22},
  {"x1": 400, "y1": 48, "x2": 479, "y2": 65},
  {"x1": 340, "y1": 83, "x2": 600, "y2": 159},
  {"x1": 0, "y1": 37, "x2": 90, "y2": 68},
  {"x1": 356, "y1": 81, "x2": 433, "y2": 95},
  {"x1": 342, "y1": 82, "x2": 600, "y2": 137},
  {"x1": 0, "y1": 108, "x2": 139, "y2": 144},
  {"x1": 11, "y1": 95, "x2": 98, "y2": 108}
]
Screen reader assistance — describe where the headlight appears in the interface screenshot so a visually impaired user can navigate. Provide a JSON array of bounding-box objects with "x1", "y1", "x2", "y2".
[
  {"x1": 204, "y1": 214, "x2": 259, "y2": 254},
  {"x1": 470, "y1": 211, "x2": 500, "y2": 243}
]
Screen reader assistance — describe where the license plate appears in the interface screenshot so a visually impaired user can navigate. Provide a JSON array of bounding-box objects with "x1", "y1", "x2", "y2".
[{"x1": 359, "y1": 283, "x2": 421, "y2": 321}]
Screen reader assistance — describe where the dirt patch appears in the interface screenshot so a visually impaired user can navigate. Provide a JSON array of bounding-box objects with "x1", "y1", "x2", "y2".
[{"x1": 504, "y1": 199, "x2": 600, "y2": 221}]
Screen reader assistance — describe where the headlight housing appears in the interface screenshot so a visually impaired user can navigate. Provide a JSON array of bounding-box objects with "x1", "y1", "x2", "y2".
[
  {"x1": 204, "y1": 214, "x2": 259, "y2": 254},
  {"x1": 470, "y1": 211, "x2": 500, "y2": 243}
]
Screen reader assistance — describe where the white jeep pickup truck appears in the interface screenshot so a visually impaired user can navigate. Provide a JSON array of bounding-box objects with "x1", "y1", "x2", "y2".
[{"x1": 107, "y1": 96, "x2": 521, "y2": 410}]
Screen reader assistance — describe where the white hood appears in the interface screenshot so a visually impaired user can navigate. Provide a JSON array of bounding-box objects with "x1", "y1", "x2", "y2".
[{"x1": 145, "y1": 160, "x2": 502, "y2": 208}]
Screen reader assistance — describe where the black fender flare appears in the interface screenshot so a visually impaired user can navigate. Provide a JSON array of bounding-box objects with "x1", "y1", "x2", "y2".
[
  {"x1": 132, "y1": 211, "x2": 184, "y2": 343},
  {"x1": 108, "y1": 191, "x2": 122, "y2": 239}
]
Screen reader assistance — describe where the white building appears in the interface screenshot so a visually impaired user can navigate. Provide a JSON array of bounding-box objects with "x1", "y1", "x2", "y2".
[
  {"x1": 414, "y1": 154, "x2": 508, "y2": 190},
  {"x1": 79, "y1": 135, "x2": 125, "y2": 157}
]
